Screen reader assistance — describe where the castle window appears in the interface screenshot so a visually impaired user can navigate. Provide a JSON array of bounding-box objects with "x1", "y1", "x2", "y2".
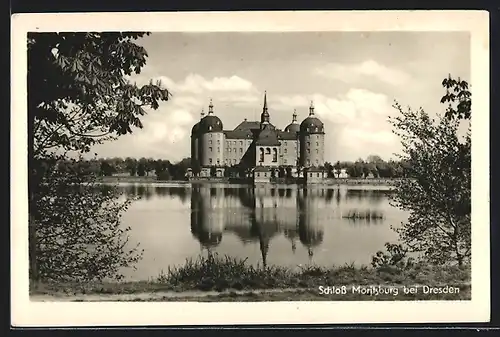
[
  {"x1": 315, "y1": 127, "x2": 318, "y2": 132},
  {"x1": 233, "y1": 148, "x2": 236, "y2": 153},
  {"x1": 307, "y1": 149, "x2": 310, "y2": 154},
  {"x1": 209, "y1": 140, "x2": 212, "y2": 145},
  {"x1": 257, "y1": 173, "x2": 260, "y2": 177},
  {"x1": 233, "y1": 159, "x2": 236, "y2": 164},
  {"x1": 307, "y1": 159, "x2": 310, "y2": 166},
  {"x1": 316, "y1": 159, "x2": 319, "y2": 165},
  {"x1": 217, "y1": 147, "x2": 220, "y2": 153},
  {"x1": 217, "y1": 159, "x2": 220, "y2": 165},
  {"x1": 228, "y1": 148, "x2": 231, "y2": 152},
  {"x1": 218, "y1": 140, "x2": 220, "y2": 145},
  {"x1": 272, "y1": 148, "x2": 278, "y2": 162},
  {"x1": 259, "y1": 148, "x2": 264, "y2": 162},
  {"x1": 317, "y1": 173, "x2": 320, "y2": 178},
  {"x1": 284, "y1": 141, "x2": 287, "y2": 146},
  {"x1": 316, "y1": 142, "x2": 319, "y2": 146},
  {"x1": 209, "y1": 158, "x2": 213, "y2": 164},
  {"x1": 266, "y1": 148, "x2": 271, "y2": 155},
  {"x1": 316, "y1": 149, "x2": 319, "y2": 154},
  {"x1": 307, "y1": 142, "x2": 310, "y2": 147},
  {"x1": 284, "y1": 148, "x2": 287, "y2": 154},
  {"x1": 284, "y1": 159, "x2": 287, "y2": 164},
  {"x1": 240, "y1": 148, "x2": 243, "y2": 153},
  {"x1": 264, "y1": 172, "x2": 267, "y2": 177},
  {"x1": 209, "y1": 147, "x2": 213, "y2": 152},
  {"x1": 209, "y1": 126, "x2": 212, "y2": 131},
  {"x1": 240, "y1": 141, "x2": 243, "y2": 145}
]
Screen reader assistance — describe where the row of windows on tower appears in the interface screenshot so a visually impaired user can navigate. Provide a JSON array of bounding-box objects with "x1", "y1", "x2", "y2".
[
  {"x1": 208, "y1": 140, "x2": 247, "y2": 146},
  {"x1": 208, "y1": 158, "x2": 239, "y2": 165},
  {"x1": 207, "y1": 157, "x2": 319, "y2": 166},
  {"x1": 208, "y1": 147, "x2": 244, "y2": 153},
  {"x1": 206, "y1": 147, "x2": 305, "y2": 154},
  {"x1": 205, "y1": 138, "x2": 319, "y2": 147}
]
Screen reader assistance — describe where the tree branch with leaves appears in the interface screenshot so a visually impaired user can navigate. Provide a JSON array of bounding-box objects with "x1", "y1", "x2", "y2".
[
  {"x1": 378, "y1": 75, "x2": 471, "y2": 267},
  {"x1": 28, "y1": 32, "x2": 170, "y2": 282}
]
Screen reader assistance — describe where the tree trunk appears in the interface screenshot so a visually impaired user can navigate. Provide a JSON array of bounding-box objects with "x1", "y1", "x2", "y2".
[{"x1": 29, "y1": 212, "x2": 38, "y2": 281}]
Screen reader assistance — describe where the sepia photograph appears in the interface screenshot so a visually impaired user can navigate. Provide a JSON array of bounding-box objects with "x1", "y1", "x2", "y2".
[{"x1": 11, "y1": 11, "x2": 489, "y2": 326}]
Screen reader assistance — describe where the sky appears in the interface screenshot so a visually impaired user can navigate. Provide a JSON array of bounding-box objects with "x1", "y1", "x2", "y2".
[{"x1": 90, "y1": 31, "x2": 470, "y2": 163}]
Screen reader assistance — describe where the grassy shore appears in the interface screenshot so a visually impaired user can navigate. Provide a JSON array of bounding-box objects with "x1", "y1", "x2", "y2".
[{"x1": 31, "y1": 254, "x2": 470, "y2": 301}]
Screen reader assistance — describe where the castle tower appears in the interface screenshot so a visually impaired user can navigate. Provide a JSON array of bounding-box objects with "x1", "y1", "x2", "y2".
[
  {"x1": 255, "y1": 91, "x2": 280, "y2": 167},
  {"x1": 190, "y1": 108, "x2": 205, "y2": 167},
  {"x1": 199, "y1": 99, "x2": 224, "y2": 167},
  {"x1": 299, "y1": 100, "x2": 325, "y2": 167}
]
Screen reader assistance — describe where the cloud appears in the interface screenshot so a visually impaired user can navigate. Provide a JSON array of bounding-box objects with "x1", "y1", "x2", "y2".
[
  {"x1": 104, "y1": 73, "x2": 261, "y2": 161},
  {"x1": 314, "y1": 60, "x2": 411, "y2": 86},
  {"x1": 272, "y1": 88, "x2": 392, "y2": 124},
  {"x1": 270, "y1": 88, "x2": 400, "y2": 161},
  {"x1": 134, "y1": 74, "x2": 257, "y2": 95}
]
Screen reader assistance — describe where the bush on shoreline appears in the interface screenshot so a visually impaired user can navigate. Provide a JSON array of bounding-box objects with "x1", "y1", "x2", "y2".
[{"x1": 31, "y1": 253, "x2": 471, "y2": 296}]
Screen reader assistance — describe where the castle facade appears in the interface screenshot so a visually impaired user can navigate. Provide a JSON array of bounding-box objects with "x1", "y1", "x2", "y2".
[{"x1": 190, "y1": 92, "x2": 326, "y2": 181}]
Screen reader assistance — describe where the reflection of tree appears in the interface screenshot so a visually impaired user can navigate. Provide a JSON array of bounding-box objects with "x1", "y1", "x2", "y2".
[
  {"x1": 342, "y1": 208, "x2": 385, "y2": 226},
  {"x1": 335, "y1": 188, "x2": 342, "y2": 205},
  {"x1": 345, "y1": 189, "x2": 387, "y2": 204},
  {"x1": 326, "y1": 188, "x2": 334, "y2": 202}
]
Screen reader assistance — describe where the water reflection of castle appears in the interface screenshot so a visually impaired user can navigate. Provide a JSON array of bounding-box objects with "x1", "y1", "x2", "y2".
[
  {"x1": 190, "y1": 185, "x2": 335, "y2": 266},
  {"x1": 121, "y1": 184, "x2": 388, "y2": 267}
]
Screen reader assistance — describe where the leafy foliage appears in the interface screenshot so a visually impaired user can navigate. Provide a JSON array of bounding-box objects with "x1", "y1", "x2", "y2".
[
  {"x1": 28, "y1": 32, "x2": 169, "y2": 282},
  {"x1": 388, "y1": 76, "x2": 471, "y2": 266},
  {"x1": 32, "y1": 157, "x2": 143, "y2": 282},
  {"x1": 441, "y1": 74, "x2": 471, "y2": 120},
  {"x1": 371, "y1": 243, "x2": 414, "y2": 270},
  {"x1": 28, "y1": 32, "x2": 170, "y2": 157}
]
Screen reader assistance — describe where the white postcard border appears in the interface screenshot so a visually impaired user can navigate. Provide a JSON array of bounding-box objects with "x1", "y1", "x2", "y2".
[{"x1": 11, "y1": 10, "x2": 490, "y2": 326}]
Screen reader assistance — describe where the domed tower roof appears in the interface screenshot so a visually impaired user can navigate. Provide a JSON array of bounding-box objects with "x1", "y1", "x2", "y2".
[
  {"x1": 199, "y1": 99, "x2": 223, "y2": 133},
  {"x1": 300, "y1": 101, "x2": 325, "y2": 134},
  {"x1": 191, "y1": 109, "x2": 205, "y2": 136},
  {"x1": 284, "y1": 109, "x2": 300, "y2": 133}
]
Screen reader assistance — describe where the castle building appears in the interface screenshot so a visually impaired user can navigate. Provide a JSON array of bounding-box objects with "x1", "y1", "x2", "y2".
[{"x1": 190, "y1": 92, "x2": 326, "y2": 181}]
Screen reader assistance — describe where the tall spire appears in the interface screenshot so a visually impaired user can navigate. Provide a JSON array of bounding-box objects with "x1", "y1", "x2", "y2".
[
  {"x1": 260, "y1": 91, "x2": 270, "y2": 125},
  {"x1": 208, "y1": 98, "x2": 214, "y2": 115},
  {"x1": 292, "y1": 109, "x2": 297, "y2": 123},
  {"x1": 309, "y1": 100, "x2": 315, "y2": 116}
]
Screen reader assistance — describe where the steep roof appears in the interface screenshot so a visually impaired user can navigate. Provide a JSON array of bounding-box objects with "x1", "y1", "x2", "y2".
[
  {"x1": 255, "y1": 127, "x2": 280, "y2": 146},
  {"x1": 224, "y1": 130, "x2": 253, "y2": 139},
  {"x1": 234, "y1": 120, "x2": 261, "y2": 131}
]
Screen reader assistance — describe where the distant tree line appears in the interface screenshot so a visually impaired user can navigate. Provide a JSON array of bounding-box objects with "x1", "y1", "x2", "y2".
[
  {"x1": 55, "y1": 156, "x2": 192, "y2": 181},
  {"x1": 53, "y1": 154, "x2": 413, "y2": 180},
  {"x1": 324, "y1": 155, "x2": 413, "y2": 179}
]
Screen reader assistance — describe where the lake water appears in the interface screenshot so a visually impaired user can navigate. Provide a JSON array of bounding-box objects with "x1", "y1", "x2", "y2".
[{"x1": 116, "y1": 183, "x2": 408, "y2": 281}]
